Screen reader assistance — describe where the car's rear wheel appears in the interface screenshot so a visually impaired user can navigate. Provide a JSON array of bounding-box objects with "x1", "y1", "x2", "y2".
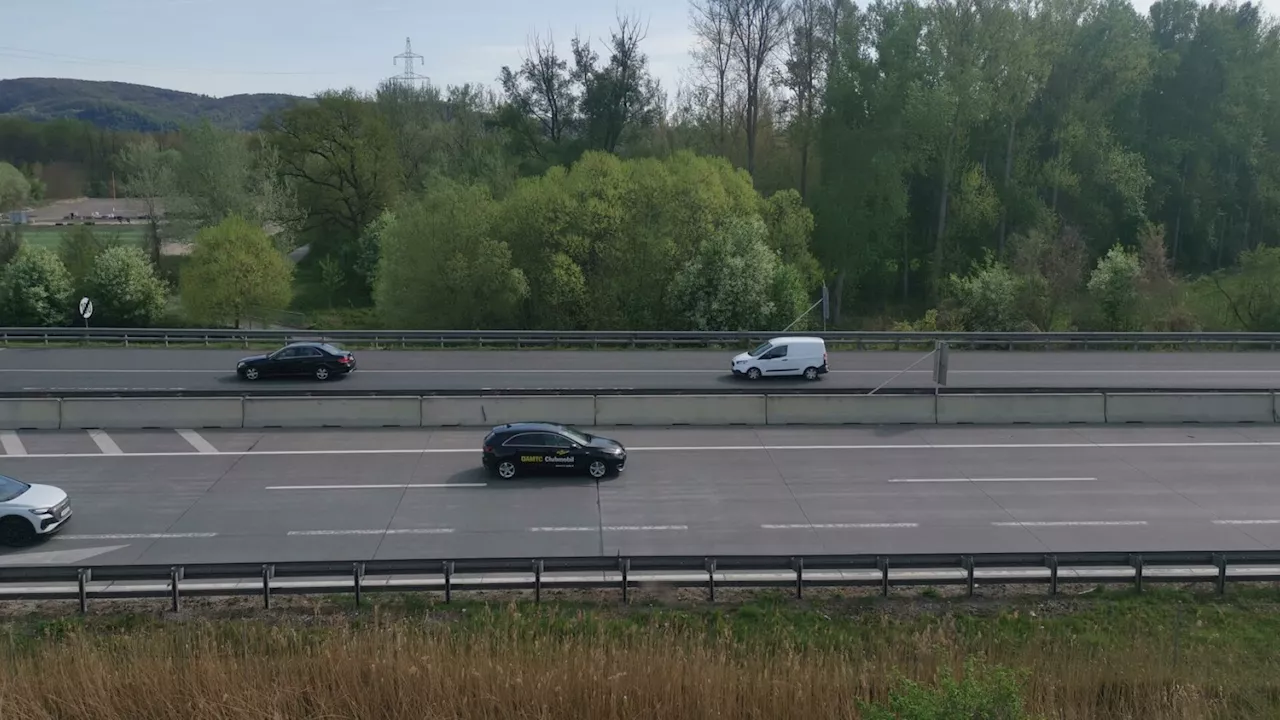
[
  {"x1": 803, "y1": 366, "x2": 819, "y2": 381},
  {"x1": 587, "y1": 460, "x2": 609, "y2": 479},
  {"x1": 314, "y1": 366, "x2": 331, "y2": 381},
  {"x1": 746, "y1": 367, "x2": 762, "y2": 380},
  {"x1": 0, "y1": 516, "x2": 35, "y2": 547},
  {"x1": 496, "y1": 461, "x2": 517, "y2": 479},
  {"x1": 243, "y1": 367, "x2": 260, "y2": 381}
]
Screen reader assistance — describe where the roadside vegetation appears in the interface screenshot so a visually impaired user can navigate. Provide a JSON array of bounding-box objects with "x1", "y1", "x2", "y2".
[{"x1": 1, "y1": 588, "x2": 1277, "y2": 718}]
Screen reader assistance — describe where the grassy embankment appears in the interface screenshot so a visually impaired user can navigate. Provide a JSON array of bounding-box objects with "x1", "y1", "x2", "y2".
[{"x1": 1, "y1": 587, "x2": 1278, "y2": 719}]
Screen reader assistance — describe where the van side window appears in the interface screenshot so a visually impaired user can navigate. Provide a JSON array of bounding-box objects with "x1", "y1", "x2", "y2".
[{"x1": 765, "y1": 345, "x2": 789, "y2": 359}]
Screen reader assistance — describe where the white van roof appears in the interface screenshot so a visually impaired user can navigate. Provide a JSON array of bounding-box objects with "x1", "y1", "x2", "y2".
[{"x1": 770, "y1": 336, "x2": 824, "y2": 344}]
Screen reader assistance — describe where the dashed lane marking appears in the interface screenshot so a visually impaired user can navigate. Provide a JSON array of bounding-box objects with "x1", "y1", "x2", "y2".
[
  {"x1": 266, "y1": 483, "x2": 487, "y2": 490},
  {"x1": 991, "y1": 521, "x2": 1148, "y2": 527},
  {"x1": 87, "y1": 429, "x2": 122, "y2": 455},
  {"x1": 53, "y1": 532, "x2": 218, "y2": 540},
  {"x1": 0, "y1": 430, "x2": 25, "y2": 456},
  {"x1": 888, "y1": 477, "x2": 1099, "y2": 483},
  {"x1": 761, "y1": 523, "x2": 919, "y2": 529},
  {"x1": 287, "y1": 528, "x2": 454, "y2": 536},
  {"x1": 177, "y1": 429, "x2": 218, "y2": 454}
]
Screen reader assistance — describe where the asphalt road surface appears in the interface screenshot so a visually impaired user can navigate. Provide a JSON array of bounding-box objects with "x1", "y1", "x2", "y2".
[
  {"x1": 1, "y1": 348, "x2": 1280, "y2": 392},
  {"x1": 2, "y1": 425, "x2": 1280, "y2": 566}
]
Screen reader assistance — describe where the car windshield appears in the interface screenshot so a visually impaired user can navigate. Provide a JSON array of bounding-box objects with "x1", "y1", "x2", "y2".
[
  {"x1": 748, "y1": 342, "x2": 773, "y2": 358},
  {"x1": 559, "y1": 426, "x2": 592, "y2": 445},
  {"x1": 0, "y1": 476, "x2": 30, "y2": 503}
]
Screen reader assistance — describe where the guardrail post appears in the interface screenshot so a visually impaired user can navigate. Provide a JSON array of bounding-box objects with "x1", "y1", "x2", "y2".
[
  {"x1": 533, "y1": 559, "x2": 543, "y2": 604},
  {"x1": 792, "y1": 557, "x2": 803, "y2": 599},
  {"x1": 352, "y1": 562, "x2": 365, "y2": 607},
  {"x1": 443, "y1": 561, "x2": 454, "y2": 603},
  {"x1": 962, "y1": 556, "x2": 975, "y2": 598},
  {"x1": 619, "y1": 558, "x2": 630, "y2": 604},
  {"x1": 170, "y1": 566, "x2": 183, "y2": 612},
  {"x1": 262, "y1": 565, "x2": 274, "y2": 609},
  {"x1": 878, "y1": 557, "x2": 889, "y2": 597},
  {"x1": 1048, "y1": 555, "x2": 1059, "y2": 596},
  {"x1": 77, "y1": 568, "x2": 91, "y2": 613},
  {"x1": 1131, "y1": 554, "x2": 1144, "y2": 593},
  {"x1": 706, "y1": 558, "x2": 716, "y2": 602},
  {"x1": 1215, "y1": 553, "x2": 1227, "y2": 595}
]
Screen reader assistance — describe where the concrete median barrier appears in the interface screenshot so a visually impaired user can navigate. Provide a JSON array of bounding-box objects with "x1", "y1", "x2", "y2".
[
  {"x1": 60, "y1": 398, "x2": 243, "y2": 429},
  {"x1": 421, "y1": 395, "x2": 597, "y2": 427},
  {"x1": 765, "y1": 394, "x2": 936, "y2": 424},
  {"x1": 244, "y1": 396, "x2": 421, "y2": 428},
  {"x1": 1105, "y1": 392, "x2": 1275, "y2": 424},
  {"x1": 595, "y1": 394, "x2": 766, "y2": 425},
  {"x1": 937, "y1": 394, "x2": 1105, "y2": 424},
  {"x1": 0, "y1": 399, "x2": 61, "y2": 430}
]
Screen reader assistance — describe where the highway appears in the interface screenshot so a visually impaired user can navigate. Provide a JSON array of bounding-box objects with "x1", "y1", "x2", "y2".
[
  {"x1": 1, "y1": 348, "x2": 1280, "y2": 392},
  {"x1": 2, "y1": 425, "x2": 1280, "y2": 566}
]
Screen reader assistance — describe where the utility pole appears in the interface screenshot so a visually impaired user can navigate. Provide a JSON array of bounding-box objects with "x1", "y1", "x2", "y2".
[{"x1": 391, "y1": 37, "x2": 430, "y2": 88}]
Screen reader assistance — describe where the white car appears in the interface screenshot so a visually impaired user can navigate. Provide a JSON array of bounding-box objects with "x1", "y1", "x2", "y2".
[
  {"x1": 731, "y1": 336, "x2": 829, "y2": 381},
  {"x1": 0, "y1": 476, "x2": 71, "y2": 546}
]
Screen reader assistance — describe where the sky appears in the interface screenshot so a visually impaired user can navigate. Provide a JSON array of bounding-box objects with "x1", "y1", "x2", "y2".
[{"x1": 1, "y1": 0, "x2": 1275, "y2": 100}]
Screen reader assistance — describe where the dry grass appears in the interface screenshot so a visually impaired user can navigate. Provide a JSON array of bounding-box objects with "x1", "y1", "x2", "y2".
[{"x1": 1, "y1": 589, "x2": 1278, "y2": 719}]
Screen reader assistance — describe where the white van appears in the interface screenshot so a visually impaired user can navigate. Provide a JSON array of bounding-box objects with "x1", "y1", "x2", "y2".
[{"x1": 730, "y1": 336, "x2": 828, "y2": 381}]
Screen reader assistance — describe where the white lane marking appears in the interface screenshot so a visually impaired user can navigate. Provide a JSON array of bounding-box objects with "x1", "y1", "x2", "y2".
[
  {"x1": 0, "y1": 544, "x2": 129, "y2": 565},
  {"x1": 87, "y1": 429, "x2": 122, "y2": 455},
  {"x1": 1213, "y1": 519, "x2": 1280, "y2": 525},
  {"x1": 992, "y1": 521, "x2": 1148, "y2": 527},
  {"x1": 177, "y1": 429, "x2": 218, "y2": 454},
  {"x1": 9, "y1": 438, "x2": 1280, "y2": 460},
  {"x1": 6, "y1": 368, "x2": 1280, "y2": 374},
  {"x1": 265, "y1": 483, "x2": 487, "y2": 490},
  {"x1": 53, "y1": 532, "x2": 218, "y2": 540},
  {"x1": 287, "y1": 528, "x2": 454, "y2": 536},
  {"x1": 889, "y1": 477, "x2": 1100, "y2": 483},
  {"x1": 0, "y1": 430, "x2": 25, "y2": 456},
  {"x1": 762, "y1": 523, "x2": 919, "y2": 529},
  {"x1": 529, "y1": 525, "x2": 688, "y2": 532}
]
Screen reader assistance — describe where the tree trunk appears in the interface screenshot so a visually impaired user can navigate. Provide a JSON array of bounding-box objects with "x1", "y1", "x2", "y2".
[
  {"x1": 931, "y1": 126, "x2": 957, "y2": 302},
  {"x1": 798, "y1": 141, "x2": 809, "y2": 201},
  {"x1": 901, "y1": 224, "x2": 910, "y2": 304},
  {"x1": 997, "y1": 118, "x2": 1016, "y2": 256},
  {"x1": 833, "y1": 268, "x2": 846, "y2": 326}
]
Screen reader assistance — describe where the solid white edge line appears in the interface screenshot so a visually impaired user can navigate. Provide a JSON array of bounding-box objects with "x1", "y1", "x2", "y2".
[
  {"x1": 528, "y1": 526, "x2": 689, "y2": 532},
  {"x1": 287, "y1": 529, "x2": 455, "y2": 536},
  {"x1": 53, "y1": 532, "x2": 218, "y2": 540},
  {"x1": 86, "y1": 429, "x2": 123, "y2": 455},
  {"x1": 6, "y1": 439, "x2": 1280, "y2": 460},
  {"x1": 1213, "y1": 519, "x2": 1280, "y2": 525},
  {"x1": 0, "y1": 430, "x2": 25, "y2": 456},
  {"x1": 889, "y1": 477, "x2": 1099, "y2": 483},
  {"x1": 761, "y1": 523, "x2": 919, "y2": 529},
  {"x1": 266, "y1": 483, "x2": 488, "y2": 490},
  {"x1": 176, "y1": 429, "x2": 218, "y2": 454}
]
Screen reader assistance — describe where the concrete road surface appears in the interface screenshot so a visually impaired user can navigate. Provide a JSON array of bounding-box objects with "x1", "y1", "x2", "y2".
[
  {"x1": 1, "y1": 348, "x2": 1279, "y2": 392},
  {"x1": 1, "y1": 425, "x2": 1280, "y2": 566}
]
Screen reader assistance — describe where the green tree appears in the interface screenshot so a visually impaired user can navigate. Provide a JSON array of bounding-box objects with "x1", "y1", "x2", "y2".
[
  {"x1": 374, "y1": 180, "x2": 528, "y2": 329},
  {"x1": 0, "y1": 246, "x2": 72, "y2": 326},
  {"x1": 1087, "y1": 244, "x2": 1143, "y2": 331},
  {"x1": 117, "y1": 137, "x2": 179, "y2": 266},
  {"x1": 0, "y1": 162, "x2": 30, "y2": 212},
  {"x1": 180, "y1": 215, "x2": 294, "y2": 328},
  {"x1": 669, "y1": 216, "x2": 805, "y2": 331},
  {"x1": 58, "y1": 225, "x2": 116, "y2": 289},
  {"x1": 1209, "y1": 246, "x2": 1280, "y2": 332},
  {"x1": 947, "y1": 255, "x2": 1028, "y2": 332},
  {"x1": 0, "y1": 226, "x2": 22, "y2": 267},
  {"x1": 82, "y1": 245, "x2": 168, "y2": 327}
]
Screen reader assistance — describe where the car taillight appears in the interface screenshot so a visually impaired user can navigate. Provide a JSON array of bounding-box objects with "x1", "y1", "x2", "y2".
[
  {"x1": 483, "y1": 445, "x2": 493, "y2": 453},
  {"x1": 339, "y1": 356, "x2": 351, "y2": 364}
]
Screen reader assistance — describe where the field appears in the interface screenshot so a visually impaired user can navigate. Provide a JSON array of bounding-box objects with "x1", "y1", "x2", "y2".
[
  {"x1": 17, "y1": 224, "x2": 148, "y2": 250},
  {"x1": 1, "y1": 588, "x2": 1278, "y2": 719}
]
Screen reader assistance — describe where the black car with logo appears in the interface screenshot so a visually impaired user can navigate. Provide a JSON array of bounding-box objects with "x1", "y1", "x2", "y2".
[
  {"x1": 482, "y1": 422, "x2": 627, "y2": 479},
  {"x1": 236, "y1": 342, "x2": 356, "y2": 381}
]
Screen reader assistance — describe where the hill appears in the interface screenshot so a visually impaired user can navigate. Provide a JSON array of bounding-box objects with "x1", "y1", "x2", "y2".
[{"x1": 0, "y1": 78, "x2": 307, "y2": 132}]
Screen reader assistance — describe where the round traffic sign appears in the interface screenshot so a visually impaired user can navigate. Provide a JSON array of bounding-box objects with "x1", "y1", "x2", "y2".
[{"x1": 79, "y1": 297, "x2": 94, "y2": 319}]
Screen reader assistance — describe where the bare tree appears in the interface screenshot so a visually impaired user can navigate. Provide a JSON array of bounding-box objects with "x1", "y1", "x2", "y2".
[
  {"x1": 498, "y1": 31, "x2": 578, "y2": 161},
  {"x1": 690, "y1": 0, "x2": 739, "y2": 152},
  {"x1": 724, "y1": 0, "x2": 789, "y2": 179},
  {"x1": 780, "y1": 0, "x2": 828, "y2": 200},
  {"x1": 574, "y1": 14, "x2": 662, "y2": 153}
]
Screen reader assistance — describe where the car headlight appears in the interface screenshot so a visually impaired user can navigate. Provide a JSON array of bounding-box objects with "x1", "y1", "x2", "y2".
[{"x1": 27, "y1": 507, "x2": 50, "y2": 515}]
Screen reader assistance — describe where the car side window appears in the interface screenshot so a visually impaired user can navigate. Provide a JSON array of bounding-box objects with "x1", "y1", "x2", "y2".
[
  {"x1": 299, "y1": 347, "x2": 324, "y2": 358},
  {"x1": 503, "y1": 433, "x2": 546, "y2": 447},
  {"x1": 764, "y1": 345, "x2": 788, "y2": 359},
  {"x1": 274, "y1": 347, "x2": 298, "y2": 359},
  {"x1": 544, "y1": 434, "x2": 574, "y2": 448}
]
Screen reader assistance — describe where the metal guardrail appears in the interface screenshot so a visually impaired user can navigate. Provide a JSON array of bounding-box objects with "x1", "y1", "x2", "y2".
[
  {"x1": 2, "y1": 551, "x2": 1277, "y2": 613},
  {"x1": 4, "y1": 328, "x2": 1280, "y2": 350}
]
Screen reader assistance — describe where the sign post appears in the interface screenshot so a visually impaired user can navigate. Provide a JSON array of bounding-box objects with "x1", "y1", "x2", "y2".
[
  {"x1": 78, "y1": 296, "x2": 93, "y2": 329},
  {"x1": 932, "y1": 340, "x2": 949, "y2": 386}
]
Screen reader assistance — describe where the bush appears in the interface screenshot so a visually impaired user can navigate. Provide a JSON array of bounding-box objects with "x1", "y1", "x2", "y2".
[
  {"x1": 946, "y1": 256, "x2": 1029, "y2": 331},
  {"x1": 0, "y1": 226, "x2": 22, "y2": 267},
  {"x1": 0, "y1": 246, "x2": 73, "y2": 326},
  {"x1": 859, "y1": 659, "x2": 1031, "y2": 720},
  {"x1": 180, "y1": 215, "x2": 294, "y2": 328},
  {"x1": 82, "y1": 245, "x2": 168, "y2": 327},
  {"x1": 1086, "y1": 244, "x2": 1142, "y2": 331}
]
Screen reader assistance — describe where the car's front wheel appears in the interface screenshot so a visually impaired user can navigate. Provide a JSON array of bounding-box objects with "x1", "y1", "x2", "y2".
[
  {"x1": 0, "y1": 516, "x2": 35, "y2": 547},
  {"x1": 746, "y1": 367, "x2": 762, "y2": 380},
  {"x1": 242, "y1": 367, "x2": 260, "y2": 381},
  {"x1": 587, "y1": 460, "x2": 610, "y2": 479},
  {"x1": 495, "y1": 461, "x2": 518, "y2": 479}
]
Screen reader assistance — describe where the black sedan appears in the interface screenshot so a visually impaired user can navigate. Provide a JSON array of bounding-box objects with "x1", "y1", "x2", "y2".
[
  {"x1": 236, "y1": 342, "x2": 356, "y2": 381},
  {"x1": 482, "y1": 422, "x2": 627, "y2": 480}
]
